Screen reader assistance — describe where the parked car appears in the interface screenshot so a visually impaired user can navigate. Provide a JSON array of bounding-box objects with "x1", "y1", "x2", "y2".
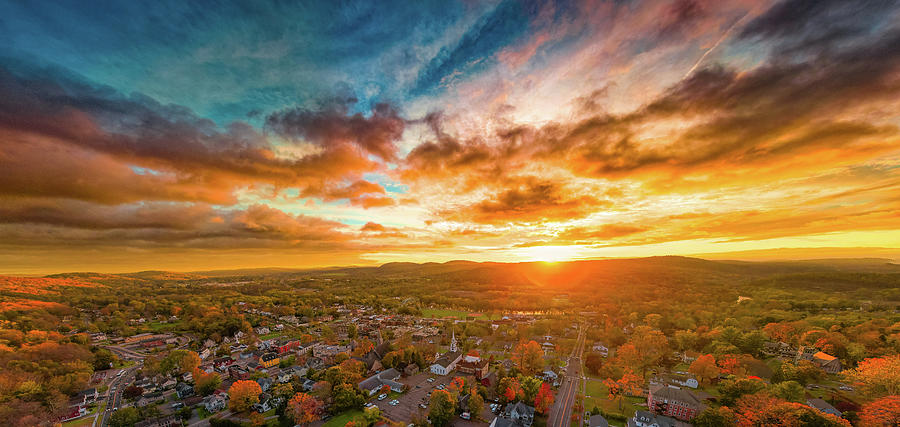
[
  {"x1": 420, "y1": 403, "x2": 427, "y2": 409},
  {"x1": 378, "y1": 394, "x2": 387, "y2": 400},
  {"x1": 461, "y1": 412, "x2": 471, "y2": 420}
]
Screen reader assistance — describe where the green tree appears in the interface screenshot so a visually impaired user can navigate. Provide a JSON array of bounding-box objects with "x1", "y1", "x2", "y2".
[
  {"x1": 468, "y1": 390, "x2": 485, "y2": 420},
  {"x1": 770, "y1": 381, "x2": 804, "y2": 403},
  {"x1": 109, "y1": 407, "x2": 141, "y2": 427},
  {"x1": 692, "y1": 406, "x2": 736, "y2": 427},
  {"x1": 428, "y1": 389, "x2": 457, "y2": 427}
]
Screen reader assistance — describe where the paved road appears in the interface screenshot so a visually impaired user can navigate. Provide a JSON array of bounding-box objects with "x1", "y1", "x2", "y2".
[
  {"x1": 548, "y1": 326, "x2": 586, "y2": 427},
  {"x1": 99, "y1": 366, "x2": 139, "y2": 426}
]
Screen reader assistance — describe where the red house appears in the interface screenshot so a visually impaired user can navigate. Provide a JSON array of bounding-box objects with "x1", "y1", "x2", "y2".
[
  {"x1": 647, "y1": 384, "x2": 704, "y2": 421},
  {"x1": 276, "y1": 339, "x2": 300, "y2": 355}
]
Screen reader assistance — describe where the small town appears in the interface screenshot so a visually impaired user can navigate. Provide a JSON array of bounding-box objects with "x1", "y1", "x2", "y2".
[{"x1": 22, "y1": 287, "x2": 869, "y2": 427}]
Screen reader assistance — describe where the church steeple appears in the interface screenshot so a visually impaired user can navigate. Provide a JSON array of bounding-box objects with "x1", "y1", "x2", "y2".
[{"x1": 450, "y1": 329, "x2": 458, "y2": 353}]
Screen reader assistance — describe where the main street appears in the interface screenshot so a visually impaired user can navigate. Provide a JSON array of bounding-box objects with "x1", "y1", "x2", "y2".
[
  {"x1": 99, "y1": 365, "x2": 139, "y2": 427},
  {"x1": 548, "y1": 325, "x2": 586, "y2": 427}
]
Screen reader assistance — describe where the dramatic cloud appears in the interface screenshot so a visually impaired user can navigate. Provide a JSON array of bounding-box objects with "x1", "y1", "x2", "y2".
[{"x1": 1, "y1": 0, "x2": 899, "y2": 272}]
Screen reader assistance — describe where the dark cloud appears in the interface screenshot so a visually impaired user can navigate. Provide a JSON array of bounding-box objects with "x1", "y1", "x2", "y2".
[
  {"x1": 739, "y1": 0, "x2": 898, "y2": 55},
  {"x1": 655, "y1": 0, "x2": 707, "y2": 40},
  {"x1": 0, "y1": 201, "x2": 352, "y2": 249},
  {"x1": 0, "y1": 59, "x2": 391, "y2": 205},
  {"x1": 265, "y1": 100, "x2": 404, "y2": 161},
  {"x1": 439, "y1": 177, "x2": 610, "y2": 224}
]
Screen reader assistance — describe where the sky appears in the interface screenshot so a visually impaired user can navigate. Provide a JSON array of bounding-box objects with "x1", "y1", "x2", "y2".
[{"x1": 1, "y1": 0, "x2": 899, "y2": 274}]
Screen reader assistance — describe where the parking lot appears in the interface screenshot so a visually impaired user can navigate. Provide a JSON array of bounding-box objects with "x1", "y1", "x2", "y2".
[{"x1": 371, "y1": 372, "x2": 494, "y2": 426}]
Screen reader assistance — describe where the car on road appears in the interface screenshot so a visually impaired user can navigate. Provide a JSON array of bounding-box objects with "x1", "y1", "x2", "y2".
[{"x1": 427, "y1": 378, "x2": 435, "y2": 383}]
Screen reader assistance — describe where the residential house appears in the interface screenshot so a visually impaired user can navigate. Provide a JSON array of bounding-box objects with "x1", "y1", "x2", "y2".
[
  {"x1": 592, "y1": 342, "x2": 609, "y2": 357},
  {"x1": 252, "y1": 395, "x2": 274, "y2": 413},
  {"x1": 503, "y1": 402, "x2": 535, "y2": 427},
  {"x1": 203, "y1": 392, "x2": 228, "y2": 413},
  {"x1": 77, "y1": 388, "x2": 99, "y2": 405},
  {"x1": 808, "y1": 398, "x2": 842, "y2": 417},
  {"x1": 259, "y1": 352, "x2": 280, "y2": 368},
  {"x1": 135, "y1": 415, "x2": 179, "y2": 427},
  {"x1": 257, "y1": 377, "x2": 274, "y2": 392},
  {"x1": 810, "y1": 352, "x2": 842, "y2": 374},
  {"x1": 137, "y1": 392, "x2": 163, "y2": 407},
  {"x1": 175, "y1": 382, "x2": 194, "y2": 399},
  {"x1": 588, "y1": 414, "x2": 609, "y2": 427},
  {"x1": 628, "y1": 410, "x2": 679, "y2": 427},
  {"x1": 404, "y1": 363, "x2": 420, "y2": 376},
  {"x1": 647, "y1": 384, "x2": 704, "y2": 421},
  {"x1": 359, "y1": 368, "x2": 405, "y2": 396}
]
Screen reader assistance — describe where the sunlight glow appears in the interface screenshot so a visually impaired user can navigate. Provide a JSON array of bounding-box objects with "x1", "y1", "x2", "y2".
[{"x1": 516, "y1": 245, "x2": 584, "y2": 263}]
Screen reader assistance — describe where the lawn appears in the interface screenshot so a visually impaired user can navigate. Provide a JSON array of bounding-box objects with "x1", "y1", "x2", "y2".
[
  {"x1": 323, "y1": 409, "x2": 366, "y2": 427},
  {"x1": 62, "y1": 416, "x2": 96, "y2": 427},
  {"x1": 582, "y1": 379, "x2": 644, "y2": 422},
  {"x1": 260, "y1": 330, "x2": 287, "y2": 340}
]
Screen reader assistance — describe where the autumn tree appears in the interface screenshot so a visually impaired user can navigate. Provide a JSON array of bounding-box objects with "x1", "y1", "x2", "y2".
[
  {"x1": 734, "y1": 394, "x2": 850, "y2": 426},
  {"x1": 228, "y1": 380, "x2": 262, "y2": 412},
  {"x1": 166, "y1": 349, "x2": 201, "y2": 374},
  {"x1": 498, "y1": 377, "x2": 523, "y2": 403},
  {"x1": 193, "y1": 369, "x2": 222, "y2": 396},
  {"x1": 615, "y1": 326, "x2": 668, "y2": 377},
  {"x1": 469, "y1": 390, "x2": 485, "y2": 420},
  {"x1": 585, "y1": 352, "x2": 604, "y2": 376},
  {"x1": 843, "y1": 355, "x2": 900, "y2": 398},
  {"x1": 363, "y1": 406, "x2": 382, "y2": 426},
  {"x1": 534, "y1": 382, "x2": 554, "y2": 414},
  {"x1": 605, "y1": 370, "x2": 642, "y2": 412},
  {"x1": 521, "y1": 376, "x2": 543, "y2": 403},
  {"x1": 693, "y1": 406, "x2": 736, "y2": 427},
  {"x1": 512, "y1": 340, "x2": 544, "y2": 376},
  {"x1": 688, "y1": 354, "x2": 720, "y2": 385},
  {"x1": 858, "y1": 395, "x2": 900, "y2": 427},
  {"x1": 428, "y1": 389, "x2": 457, "y2": 427},
  {"x1": 287, "y1": 392, "x2": 324, "y2": 426}
]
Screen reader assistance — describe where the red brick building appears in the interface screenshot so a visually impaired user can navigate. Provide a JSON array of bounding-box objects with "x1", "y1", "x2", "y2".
[{"x1": 647, "y1": 384, "x2": 704, "y2": 420}]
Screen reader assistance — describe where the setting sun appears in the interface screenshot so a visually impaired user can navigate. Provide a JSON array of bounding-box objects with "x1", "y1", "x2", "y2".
[{"x1": 517, "y1": 245, "x2": 585, "y2": 263}]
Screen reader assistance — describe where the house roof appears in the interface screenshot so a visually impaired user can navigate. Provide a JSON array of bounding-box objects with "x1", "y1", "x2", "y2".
[
  {"x1": 649, "y1": 384, "x2": 702, "y2": 409},
  {"x1": 588, "y1": 415, "x2": 609, "y2": 427},
  {"x1": 808, "y1": 398, "x2": 842, "y2": 416},
  {"x1": 813, "y1": 352, "x2": 837, "y2": 362},
  {"x1": 433, "y1": 351, "x2": 461, "y2": 368}
]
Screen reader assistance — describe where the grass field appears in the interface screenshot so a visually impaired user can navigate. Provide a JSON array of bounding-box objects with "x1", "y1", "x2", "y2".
[
  {"x1": 582, "y1": 378, "x2": 644, "y2": 424},
  {"x1": 421, "y1": 308, "x2": 500, "y2": 320},
  {"x1": 323, "y1": 409, "x2": 366, "y2": 427}
]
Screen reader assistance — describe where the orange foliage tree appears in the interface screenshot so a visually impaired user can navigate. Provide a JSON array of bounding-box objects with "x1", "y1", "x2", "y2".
[
  {"x1": 605, "y1": 370, "x2": 642, "y2": 411},
  {"x1": 689, "y1": 354, "x2": 720, "y2": 384},
  {"x1": 734, "y1": 394, "x2": 850, "y2": 427},
  {"x1": 287, "y1": 392, "x2": 324, "y2": 425},
  {"x1": 858, "y1": 395, "x2": 900, "y2": 427},
  {"x1": 512, "y1": 340, "x2": 544, "y2": 376},
  {"x1": 534, "y1": 382, "x2": 554, "y2": 414},
  {"x1": 844, "y1": 355, "x2": 900, "y2": 398},
  {"x1": 228, "y1": 380, "x2": 262, "y2": 412}
]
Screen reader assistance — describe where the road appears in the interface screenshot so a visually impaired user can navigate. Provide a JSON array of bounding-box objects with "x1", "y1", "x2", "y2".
[
  {"x1": 99, "y1": 365, "x2": 140, "y2": 426},
  {"x1": 548, "y1": 326, "x2": 586, "y2": 427}
]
